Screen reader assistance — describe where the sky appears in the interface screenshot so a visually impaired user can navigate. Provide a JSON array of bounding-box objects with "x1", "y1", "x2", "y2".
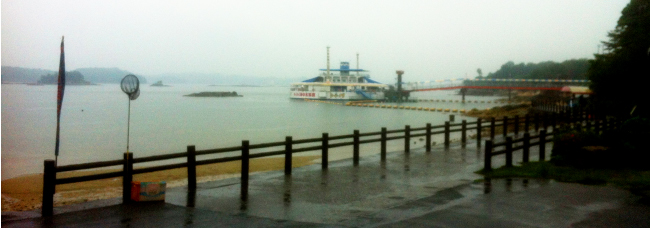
[{"x1": 1, "y1": 0, "x2": 630, "y2": 83}]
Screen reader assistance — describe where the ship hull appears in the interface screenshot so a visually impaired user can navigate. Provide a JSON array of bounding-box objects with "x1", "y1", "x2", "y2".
[{"x1": 289, "y1": 91, "x2": 385, "y2": 100}]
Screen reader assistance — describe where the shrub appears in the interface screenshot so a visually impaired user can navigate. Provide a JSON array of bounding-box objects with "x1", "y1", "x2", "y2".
[
  {"x1": 551, "y1": 129, "x2": 610, "y2": 168},
  {"x1": 608, "y1": 117, "x2": 650, "y2": 169},
  {"x1": 551, "y1": 117, "x2": 650, "y2": 170}
]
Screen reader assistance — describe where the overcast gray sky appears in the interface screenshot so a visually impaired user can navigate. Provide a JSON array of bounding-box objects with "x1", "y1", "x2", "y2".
[{"x1": 2, "y1": 0, "x2": 629, "y2": 82}]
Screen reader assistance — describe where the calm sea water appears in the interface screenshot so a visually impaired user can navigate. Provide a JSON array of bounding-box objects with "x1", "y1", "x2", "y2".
[{"x1": 1, "y1": 84, "x2": 503, "y2": 180}]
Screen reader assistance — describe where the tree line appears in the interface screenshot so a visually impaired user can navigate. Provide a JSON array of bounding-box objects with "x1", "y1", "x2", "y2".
[
  {"x1": 479, "y1": 0, "x2": 648, "y2": 118},
  {"x1": 37, "y1": 71, "x2": 93, "y2": 85},
  {"x1": 587, "y1": 0, "x2": 649, "y2": 118},
  {"x1": 480, "y1": 59, "x2": 590, "y2": 80}
]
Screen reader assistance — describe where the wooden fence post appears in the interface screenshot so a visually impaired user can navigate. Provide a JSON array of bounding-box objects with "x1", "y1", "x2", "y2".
[
  {"x1": 405, "y1": 125, "x2": 410, "y2": 153},
  {"x1": 353, "y1": 130, "x2": 360, "y2": 166},
  {"x1": 539, "y1": 130, "x2": 546, "y2": 161},
  {"x1": 524, "y1": 114, "x2": 530, "y2": 133},
  {"x1": 503, "y1": 116, "x2": 509, "y2": 137},
  {"x1": 241, "y1": 140, "x2": 249, "y2": 200},
  {"x1": 484, "y1": 140, "x2": 493, "y2": 171},
  {"x1": 523, "y1": 133, "x2": 530, "y2": 163},
  {"x1": 322, "y1": 133, "x2": 328, "y2": 170},
  {"x1": 444, "y1": 121, "x2": 450, "y2": 149},
  {"x1": 285, "y1": 136, "x2": 292, "y2": 175},
  {"x1": 490, "y1": 117, "x2": 496, "y2": 139},
  {"x1": 187, "y1": 145, "x2": 197, "y2": 192},
  {"x1": 42, "y1": 160, "x2": 56, "y2": 217},
  {"x1": 514, "y1": 115, "x2": 519, "y2": 136},
  {"x1": 550, "y1": 113, "x2": 556, "y2": 133},
  {"x1": 426, "y1": 123, "x2": 432, "y2": 152},
  {"x1": 477, "y1": 118, "x2": 482, "y2": 147},
  {"x1": 505, "y1": 137, "x2": 513, "y2": 167},
  {"x1": 123, "y1": 152, "x2": 133, "y2": 204},
  {"x1": 381, "y1": 128, "x2": 387, "y2": 161},
  {"x1": 461, "y1": 120, "x2": 467, "y2": 148}
]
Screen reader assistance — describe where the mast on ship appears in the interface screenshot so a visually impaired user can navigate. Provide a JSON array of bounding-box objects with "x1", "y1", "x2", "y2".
[
  {"x1": 356, "y1": 53, "x2": 359, "y2": 76},
  {"x1": 326, "y1": 46, "x2": 330, "y2": 81}
]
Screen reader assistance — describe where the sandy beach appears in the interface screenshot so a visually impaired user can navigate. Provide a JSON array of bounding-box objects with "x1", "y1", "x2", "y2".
[{"x1": 1, "y1": 156, "x2": 319, "y2": 212}]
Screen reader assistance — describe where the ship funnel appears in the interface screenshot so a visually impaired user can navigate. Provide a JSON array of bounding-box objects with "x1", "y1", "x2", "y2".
[{"x1": 340, "y1": 62, "x2": 350, "y2": 76}]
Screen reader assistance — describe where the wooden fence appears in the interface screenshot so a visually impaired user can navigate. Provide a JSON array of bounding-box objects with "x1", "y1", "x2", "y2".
[
  {"x1": 41, "y1": 110, "x2": 612, "y2": 216},
  {"x1": 483, "y1": 114, "x2": 621, "y2": 171}
]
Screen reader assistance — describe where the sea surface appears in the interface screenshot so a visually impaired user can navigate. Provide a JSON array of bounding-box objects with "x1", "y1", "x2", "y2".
[{"x1": 1, "y1": 84, "x2": 504, "y2": 180}]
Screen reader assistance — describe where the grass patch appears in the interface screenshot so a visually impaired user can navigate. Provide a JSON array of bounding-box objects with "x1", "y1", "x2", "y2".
[{"x1": 477, "y1": 162, "x2": 650, "y2": 200}]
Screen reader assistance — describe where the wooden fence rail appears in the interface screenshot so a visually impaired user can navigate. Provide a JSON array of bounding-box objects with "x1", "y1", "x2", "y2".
[
  {"x1": 483, "y1": 113, "x2": 619, "y2": 171},
  {"x1": 41, "y1": 112, "x2": 598, "y2": 216}
]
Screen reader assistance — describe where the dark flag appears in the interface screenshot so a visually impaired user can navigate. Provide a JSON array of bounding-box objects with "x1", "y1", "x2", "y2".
[{"x1": 55, "y1": 36, "x2": 65, "y2": 157}]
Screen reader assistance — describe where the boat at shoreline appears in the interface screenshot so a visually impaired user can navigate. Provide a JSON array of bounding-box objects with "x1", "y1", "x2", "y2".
[{"x1": 290, "y1": 47, "x2": 387, "y2": 101}]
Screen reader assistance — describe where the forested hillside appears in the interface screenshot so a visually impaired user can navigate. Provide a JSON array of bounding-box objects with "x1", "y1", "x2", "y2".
[
  {"x1": 1, "y1": 67, "x2": 55, "y2": 83},
  {"x1": 1, "y1": 66, "x2": 146, "y2": 84},
  {"x1": 484, "y1": 59, "x2": 590, "y2": 80},
  {"x1": 75, "y1": 67, "x2": 147, "y2": 84}
]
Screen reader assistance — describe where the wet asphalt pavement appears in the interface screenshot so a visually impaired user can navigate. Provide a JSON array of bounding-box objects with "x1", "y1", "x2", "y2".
[{"x1": 3, "y1": 140, "x2": 650, "y2": 227}]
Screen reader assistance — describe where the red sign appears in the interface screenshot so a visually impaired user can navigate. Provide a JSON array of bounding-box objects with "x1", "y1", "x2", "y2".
[{"x1": 293, "y1": 92, "x2": 315, "y2": 97}]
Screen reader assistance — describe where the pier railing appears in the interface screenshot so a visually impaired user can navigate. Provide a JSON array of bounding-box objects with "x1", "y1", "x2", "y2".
[{"x1": 41, "y1": 110, "x2": 607, "y2": 216}]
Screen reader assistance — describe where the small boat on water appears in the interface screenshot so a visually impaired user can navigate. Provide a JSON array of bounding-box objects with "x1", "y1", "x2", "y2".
[{"x1": 290, "y1": 47, "x2": 388, "y2": 101}]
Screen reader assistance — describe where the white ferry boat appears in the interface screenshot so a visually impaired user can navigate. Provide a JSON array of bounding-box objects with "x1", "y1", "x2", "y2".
[{"x1": 290, "y1": 48, "x2": 388, "y2": 100}]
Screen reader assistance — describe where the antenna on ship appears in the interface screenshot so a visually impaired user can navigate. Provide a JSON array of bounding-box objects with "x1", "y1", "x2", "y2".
[
  {"x1": 326, "y1": 46, "x2": 330, "y2": 77},
  {"x1": 356, "y1": 53, "x2": 359, "y2": 76}
]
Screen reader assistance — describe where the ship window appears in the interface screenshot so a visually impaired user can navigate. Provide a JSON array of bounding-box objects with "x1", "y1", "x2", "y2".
[{"x1": 331, "y1": 86, "x2": 345, "y2": 92}]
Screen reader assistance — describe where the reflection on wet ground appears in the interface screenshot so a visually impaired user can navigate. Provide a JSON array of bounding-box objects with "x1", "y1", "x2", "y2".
[
  {"x1": 166, "y1": 141, "x2": 545, "y2": 226},
  {"x1": 164, "y1": 139, "x2": 650, "y2": 227},
  {"x1": 4, "y1": 139, "x2": 649, "y2": 227}
]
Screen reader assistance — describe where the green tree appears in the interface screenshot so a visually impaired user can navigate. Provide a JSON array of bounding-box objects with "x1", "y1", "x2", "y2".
[{"x1": 587, "y1": 0, "x2": 650, "y2": 117}]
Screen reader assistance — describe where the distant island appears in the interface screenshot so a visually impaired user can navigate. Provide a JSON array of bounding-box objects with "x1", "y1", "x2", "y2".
[
  {"x1": 1, "y1": 66, "x2": 147, "y2": 84},
  {"x1": 184, "y1": 91, "x2": 243, "y2": 97},
  {"x1": 35, "y1": 71, "x2": 96, "y2": 85},
  {"x1": 151, "y1": 81, "x2": 170, "y2": 87}
]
